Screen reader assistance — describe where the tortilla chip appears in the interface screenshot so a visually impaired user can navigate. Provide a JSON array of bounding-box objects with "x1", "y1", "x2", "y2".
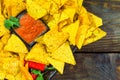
[
  {"x1": 43, "y1": 29, "x2": 69, "y2": 52},
  {"x1": 62, "y1": 20, "x2": 79, "y2": 45},
  {"x1": 34, "y1": 0, "x2": 51, "y2": 13},
  {"x1": 20, "y1": 65, "x2": 33, "y2": 80},
  {"x1": 51, "y1": 42, "x2": 76, "y2": 65},
  {"x1": 0, "y1": 0, "x2": 2, "y2": 15},
  {"x1": 88, "y1": 12, "x2": 103, "y2": 27},
  {"x1": 49, "y1": 1, "x2": 59, "y2": 15},
  {"x1": 2, "y1": 57, "x2": 20, "y2": 76},
  {"x1": 0, "y1": 15, "x2": 10, "y2": 37},
  {"x1": 15, "y1": 71, "x2": 26, "y2": 80},
  {"x1": 61, "y1": 0, "x2": 68, "y2": 6},
  {"x1": 59, "y1": 11, "x2": 69, "y2": 23},
  {"x1": 63, "y1": 7, "x2": 76, "y2": 22},
  {"x1": 25, "y1": 43, "x2": 49, "y2": 65},
  {"x1": 2, "y1": 0, "x2": 26, "y2": 17},
  {"x1": 27, "y1": 0, "x2": 47, "y2": 19},
  {"x1": 10, "y1": 0, "x2": 26, "y2": 17},
  {"x1": 4, "y1": 34, "x2": 28, "y2": 53},
  {"x1": 0, "y1": 70, "x2": 6, "y2": 79},
  {"x1": 47, "y1": 57, "x2": 65, "y2": 74},
  {"x1": 76, "y1": 25, "x2": 90, "y2": 49},
  {"x1": 0, "y1": 41, "x2": 4, "y2": 51},
  {"x1": 83, "y1": 28, "x2": 106, "y2": 45},
  {"x1": 5, "y1": 74, "x2": 15, "y2": 80},
  {"x1": 47, "y1": 18, "x2": 58, "y2": 30},
  {"x1": 1, "y1": 33, "x2": 10, "y2": 45}
]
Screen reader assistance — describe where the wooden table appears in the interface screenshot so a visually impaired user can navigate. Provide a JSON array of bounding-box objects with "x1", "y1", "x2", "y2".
[{"x1": 52, "y1": 1, "x2": 120, "y2": 80}]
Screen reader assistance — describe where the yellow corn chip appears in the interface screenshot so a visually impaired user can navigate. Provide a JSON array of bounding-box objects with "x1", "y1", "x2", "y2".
[
  {"x1": 0, "y1": 70, "x2": 6, "y2": 79},
  {"x1": 47, "y1": 19, "x2": 59, "y2": 30},
  {"x1": 0, "y1": 0, "x2": 1, "y2": 15},
  {"x1": 62, "y1": 20, "x2": 79, "y2": 45},
  {"x1": 0, "y1": 41, "x2": 4, "y2": 51},
  {"x1": 27, "y1": 0, "x2": 47, "y2": 19},
  {"x1": 4, "y1": 34, "x2": 28, "y2": 53},
  {"x1": 0, "y1": 15, "x2": 10, "y2": 37},
  {"x1": 63, "y1": 7, "x2": 76, "y2": 22},
  {"x1": 83, "y1": 28, "x2": 106, "y2": 45},
  {"x1": 20, "y1": 65, "x2": 33, "y2": 80},
  {"x1": 2, "y1": 57, "x2": 20, "y2": 76},
  {"x1": 51, "y1": 42, "x2": 76, "y2": 65},
  {"x1": 47, "y1": 57, "x2": 65, "y2": 74},
  {"x1": 43, "y1": 29, "x2": 69, "y2": 52},
  {"x1": 61, "y1": 0, "x2": 68, "y2": 6},
  {"x1": 76, "y1": 25, "x2": 90, "y2": 49},
  {"x1": 1, "y1": 33, "x2": 10, "y2": 45},
  {"x1": 10, "y1": 0, "x2": 26, "y2": 17},
  {"x1": 25, "y1": 43, "x2": 49, "y2": 65},
  {"x1": 59, "y1": 11, "x2": 69, "y2": 23},
  {"x1": 5, "y1": 74, "x2": 15, "y2": 80},
  {"x1": 15, "y1": 71, "x2": 26, "y2": 80},
  {"x1": 2, "y1": 0, "x2": 26, "y2": 17},
  {"x1": 49, "y1": 1, "x2": 59, "y2": 15},
  {"x1": 88, "y1": 12, "x2": 103, "y2": 27}
]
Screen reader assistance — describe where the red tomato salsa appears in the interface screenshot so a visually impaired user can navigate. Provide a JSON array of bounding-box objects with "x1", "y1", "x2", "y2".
[{"x1": 15, "y1": 14, "x2": 47, "y2": 44}]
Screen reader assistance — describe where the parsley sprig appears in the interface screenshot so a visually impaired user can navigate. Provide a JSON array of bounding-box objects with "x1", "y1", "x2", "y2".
[{"x1": 4, "y1": 16, "x2": 20, "y2": 29}]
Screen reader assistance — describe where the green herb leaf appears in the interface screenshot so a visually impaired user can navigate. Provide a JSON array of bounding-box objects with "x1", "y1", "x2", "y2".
[
  {"x1": 31, "y1": 69, "x2": 40, "y2": 75},
  {"x1": 36, "y1": 75, "x2": 44, "y2": 80},
  {"x1": 4, "y1": 16, "x2": 20, "y2": 30},
  {"x1": 31, "y1": 69, "x2": 44, "y2": 80},
  {"x1": 10, "y1": 16, "x2": 19, "y2": 22}
]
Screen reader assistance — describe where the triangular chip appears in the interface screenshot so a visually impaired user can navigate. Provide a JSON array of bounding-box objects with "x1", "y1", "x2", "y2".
[
  {"x1": 43, "y1": 29, "x2": 69, "y2": 52},
  {"x1": 0, "y1": 15, "x2": 10, "y2": 37},
  {"x1": 88, "y1": 12, "x2": 103, "y2": 27},
  {"x1": 62, "y1": 20, "x2": 79, "y2": 45},
  {"x1": 51, "y1": 42, "x2": 76, "y2": 65},
  {"x1": 25, "y1": 43, "x2": 49, "y2": 65},
  {"x1": 4, "y1": 34, "x2": 28, "y2": 53},
  {"x1": 83, "y1": 28, "x2": 106, "y2": 45},
  {"x1": 63, "y1": 7, "x2": 76, "y2": 22},
  {"x1": 47, "y1": 57, "x2": 65, "y2": 74},
  {"x1": 0, "y1": 0, "x2": 1, "y2": 15},
  {"x1": 58, "y1": 11, "x2": 69, "y2": 23},
  {"x1": 10, "y1": 0, "x2": 26, "y2": 17},
  {"x1": 27, "y1": 0, "x2": 47, "y2": 19},
  {"x1": 76, "y1": 25, "x2": 89, "y2": 49}
]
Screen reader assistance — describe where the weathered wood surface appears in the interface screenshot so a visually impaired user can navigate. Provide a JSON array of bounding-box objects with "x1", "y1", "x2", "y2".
[
  {"x1": 75, "y1": 1, "x2": 120, "y2": 52},
  {"x1": 52, "y1": 1, "x2": 120, "y2": 80},
  {"x1": 52, "y1": 53, "x2": 118, "y2": 80}
]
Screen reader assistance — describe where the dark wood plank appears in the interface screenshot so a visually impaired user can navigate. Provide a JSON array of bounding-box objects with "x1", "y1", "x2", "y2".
[
  {"x1": 75, "y1": 1, "x2": 120, "y2": 52},
  {"x1": 52, "y1": 53, "x2": 118, "y2": 80}
]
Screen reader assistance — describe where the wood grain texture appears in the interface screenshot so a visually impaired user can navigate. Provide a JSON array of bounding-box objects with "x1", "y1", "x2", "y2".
[
  {"x1": 75, "y1": 1, "x2": 120, "y2": 52},
  {"x1": 52, "y1": 53, "x2": 117, "y2": 80}
]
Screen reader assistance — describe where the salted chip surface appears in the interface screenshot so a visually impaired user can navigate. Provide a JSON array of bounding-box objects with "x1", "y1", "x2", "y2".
[
  {"x1": 4, "y1": 34, "x2": 28, "y2": 53},
  {"x1": 43, "y1": 29, "x2": 69, "y2": 52},
  {"x1": 25, "y1": 43, "x2": 49, "y2": 65},
  {"x1": 76, "y1": 25, "x2": 89, "y2": 49},
  {"x1": 27, "y1": 0, "x2": 47, "y2": 19},
  {"x1": 47, "y1": 57, "x2": 65, "y2": 74},
  {"x1": 0, "y1": 15, "x2": 10, "y2": 37},
  {"x1": 51, "y1": 42, "x2": 76, "y2": 65},
  {"x1": 62, "y1": 20, "x2": 79, "y2": 45},
  {"x1": 83, "y1": 28, "x2": 106, "y2": 45},
  {"x1": 88, "y1": 12, "x2": 103, "y2": 27}
]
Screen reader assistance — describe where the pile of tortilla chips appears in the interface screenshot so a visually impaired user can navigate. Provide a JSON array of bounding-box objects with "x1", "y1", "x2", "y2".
[{"x1": 0, "y1": 0, "x2": 106, "y2": 79}]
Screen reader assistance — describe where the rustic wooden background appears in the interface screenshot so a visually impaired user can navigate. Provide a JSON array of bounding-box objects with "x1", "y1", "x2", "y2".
[{"x1": 52, "y1": 0, "x2": 120, "y2": 80}]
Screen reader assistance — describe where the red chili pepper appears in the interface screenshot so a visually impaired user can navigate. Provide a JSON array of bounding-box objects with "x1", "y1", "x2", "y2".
[
  {"x1": 31, "y1": 73, "x2": 37, "y2": 80},
  {"x1": 28, "y1": 61, "x2": 46, "y2": 71}
]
